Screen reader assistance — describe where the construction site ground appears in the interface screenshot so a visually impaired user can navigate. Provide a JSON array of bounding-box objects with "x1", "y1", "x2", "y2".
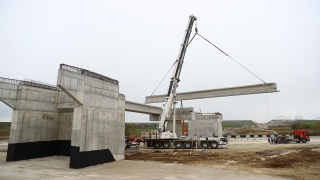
[
  {"x1": 126, "y1": 139, "x2": 320, "y2": 180},
  {"x1": 0, "y1": 139, "x2": 319, "y2": 180}
]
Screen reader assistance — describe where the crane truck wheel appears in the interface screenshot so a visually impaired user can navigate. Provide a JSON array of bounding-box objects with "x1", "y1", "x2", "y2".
[
  {"x1": 154, "y1": 142, "x2": 161, "y2": 148},
  {"x1": 174, "y1": 142, "x2": 183, "y2": 149},
  {"x1": 162, "y1": 142, "x2": 170, "y2": 148},
  {"x1": 210, "y1": 142, "x2": 218, "y2": 149},
  {"x1": 296, "y1": 139, "x2": 300, "y2": 143},
  {"x1": 201, "y1": 142, "x2": 209, "y2": 149},
  {"x1": 302, "y1": 139, "x2": 307, "y2": 143},
  {"x1": 184, "y1": 142, "x2": 192, "y2": 149}
]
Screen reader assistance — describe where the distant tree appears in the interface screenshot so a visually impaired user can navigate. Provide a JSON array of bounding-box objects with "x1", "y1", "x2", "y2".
[
  {"x1": 125, "y1": 123, "x2": 138, "y2": 136},
  {"x1": 291, "y1": 121, "x2": 301, "y2": 129},
  {"x1": 312, "y1": 122, "x2": 320, "y2": 131}
]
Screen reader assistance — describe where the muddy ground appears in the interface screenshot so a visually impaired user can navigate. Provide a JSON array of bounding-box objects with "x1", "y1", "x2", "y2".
[{"x1": 126, "y1": 139, "x2": 320, "y2": 180}]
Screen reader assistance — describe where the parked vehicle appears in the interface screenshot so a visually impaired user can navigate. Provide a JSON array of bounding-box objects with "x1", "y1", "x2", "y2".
[{"x1": 276, "y1": 129, "x2": 310, "y2": 144}]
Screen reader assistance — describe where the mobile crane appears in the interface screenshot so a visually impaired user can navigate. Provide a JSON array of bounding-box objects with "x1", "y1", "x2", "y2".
[
  {"x1": 146, "y1": 15, "x2": 228, "y2": 149},
  {"x1": 156, "y1": 15, "x2": 197, "y2": 140}
]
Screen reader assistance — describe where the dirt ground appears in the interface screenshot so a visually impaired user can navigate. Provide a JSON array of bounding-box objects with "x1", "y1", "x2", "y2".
[
  {"x1": 0, "y1": 139, "x2": 319, "y2": 180},
  {"x1": 126, "y1": 139, "x2": 320, "y2": 180},
  {"x1": 0, "y1": 130, "x2": 10, "y2": 140}
]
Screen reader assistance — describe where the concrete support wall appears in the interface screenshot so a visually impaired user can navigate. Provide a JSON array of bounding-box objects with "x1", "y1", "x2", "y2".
[
  {"x1": 57, "y1": 66, "x2": 125, "y2": 169},
  {"x1": 0, "y1": 82, "x2": 73, "y2": 161},
  {"x1": 188, "y1": 114, "x2": 223, "y2": 138},
  {"x1": 1, "y1": 64, "x2": 125, "y2": 169}
]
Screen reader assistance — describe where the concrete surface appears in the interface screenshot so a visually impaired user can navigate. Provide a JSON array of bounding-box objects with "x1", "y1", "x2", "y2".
[{"x1": 0, "y1": 152, "x2": 288, "y2": 180}]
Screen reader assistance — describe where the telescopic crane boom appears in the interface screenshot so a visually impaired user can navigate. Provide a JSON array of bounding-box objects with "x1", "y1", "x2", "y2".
[{"x1": 157, "y1": 15, "x2": 197, "y2": 139}]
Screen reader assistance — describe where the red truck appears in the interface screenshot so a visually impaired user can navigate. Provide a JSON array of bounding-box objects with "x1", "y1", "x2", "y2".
[{"x1": 276, "y1": 129, "x2": 310, "y2": 144}]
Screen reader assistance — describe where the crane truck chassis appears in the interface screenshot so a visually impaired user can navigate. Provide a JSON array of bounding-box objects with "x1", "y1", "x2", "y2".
[{"x1": 146, "y1": 137, "x2": 228, "y2": 149}]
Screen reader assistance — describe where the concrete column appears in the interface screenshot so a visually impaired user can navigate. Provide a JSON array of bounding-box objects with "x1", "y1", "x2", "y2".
[{"x1": 57, "y1": 65, "x2": 125, "y2": 169}]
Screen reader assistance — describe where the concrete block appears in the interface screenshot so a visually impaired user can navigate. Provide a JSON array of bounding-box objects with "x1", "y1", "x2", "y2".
[
  {"x1": 86, "y1": 121, "x2": 93, "y2": 134},
  {"x1": 92, "y1": 134, "x2": 103, "y2": 150},
  {"x1": 71, "y1": 131, "x2": 76, "y2": 146},
  {"x1": 26, "y1": 101, "x2": 32, "y2": 110},
  {"x1": 75, "y1": 129, "x2": 81, "y2": 146},
  {"x1": 52, "y1": 131, "x2": 58, "y2": 140},
  {"x1": 34, "y1": 132, "x2": 41, "y2": 141},
  {"x1": 39, "y1": 95, "x2": 45, "y2": 101},
  {"x1": 86, "y1": 78, "x2": 104, "y2": 89},
  {"x1": 9, "y1": 90, "x2": 17, "y2": 99},
  {"x1": 90, "y1": 87, "x2": 95, "y2": 94},
  {"x1": 15, "y1": 133, "x2": 22, "y2": 143},
  {"x1": 28, "y1": 132, "x2": 35, "y2": 142},
  {"x1": 70, "y1": 78, "x2": 78, "y2": 91},
  {"x1": 110, "y1": 92, "x2": 115, "y2": 98},
  {"x1": 29, "y1": 119, "x2": 37, "y2": 134},
  {"x1": 17, "y1": 112, "x2": 24, "y2": 124},
  {"x1": 36, "y1": 119, "x2": 43, "y2": 133},
  {"x1": 16, "y1": 123, "x2": 23, "y2": 132},
  {"x1": 108, "y1": 133, "x2": 114, "y2": 153},
  {"x1": 46, "y1": 132, "x2": 52, "y2": 141},
  {"x1": 62, "y1": 76, "x2": 71, "y2": 90},
  {"x1": 1, "y1": 89, "x2": 9, "y2": 98},
  {"x1": 84, "y1": 85, "x2": 90, "y2": 93},
  {"x1": 80, "y1": 135, "x2": 86, "y2": 151},
  {"x1": 21, "y1": 132, "x2": 29, "y2": 143},
  {"x1": 85, "y1": 134, "x2": 92, "y2": 151}
]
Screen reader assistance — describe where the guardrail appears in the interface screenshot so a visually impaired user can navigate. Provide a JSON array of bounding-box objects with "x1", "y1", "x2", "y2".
[
  {"x1": 0, "y1": 77, "x2": 20, "y2": 85},
  {"x1": 225, "y1": 134, "x2": 320, "y2": 140},
  {"x1": 60, "y1": 64, "x2": 119, "y2": 85},
  {"x1": 0, "y1": 77, "x2": 59, "y2": 91}
]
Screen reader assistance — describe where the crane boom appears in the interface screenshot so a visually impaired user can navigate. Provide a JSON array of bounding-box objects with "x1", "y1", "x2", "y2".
[{"x1": 157, "y1": 15, "x2": 197, "y2": 139}]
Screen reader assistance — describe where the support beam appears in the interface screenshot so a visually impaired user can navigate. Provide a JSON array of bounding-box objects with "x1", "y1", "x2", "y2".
[
  {"x1": 145, "y1": 83, "x2": 278, "y2": 103},
  {"x1": 125, "y1": 101, "x2": 161, "y2": 115}
]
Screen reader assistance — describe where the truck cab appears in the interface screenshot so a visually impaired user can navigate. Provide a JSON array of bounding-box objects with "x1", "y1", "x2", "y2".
[{"x1": 293, "y1": 129, "x2": 310, "y2": 143}]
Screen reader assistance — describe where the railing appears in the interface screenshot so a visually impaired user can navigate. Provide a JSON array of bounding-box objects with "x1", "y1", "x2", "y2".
[
  {"x1": 60, "y1": 64, "x2": 119, "y2": 85},
  {"x1": 0, "y1": 77, "x2": 20, "y2": 85},
  {"x1": 0, "y1": 77, "x2": 60, "y2": 91}
]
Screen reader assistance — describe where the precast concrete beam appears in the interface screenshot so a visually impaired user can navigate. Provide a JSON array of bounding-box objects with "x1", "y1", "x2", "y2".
[
  {"x1": 125, "y1": 101, "x2": 162, "y2": 115},
  {"x1": 149, "y1": 107, "x2": 196, "y2": 121},
  {"x1": 145, "y1": 83, "x2": 278, "y2": 103}
]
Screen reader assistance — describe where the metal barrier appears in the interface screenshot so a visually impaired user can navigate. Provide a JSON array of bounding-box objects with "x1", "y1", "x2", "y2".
[
  {"x1": 226, "y1": 134, "x2": 277, "y2": 140},
  {"x1": 0, "y1": 77, "x2": 59, "y2": 91},
  {"x1": 227, "y1": 135, "x2": 320, "y2": 140},
  {"x1": 0, "y1": 77, "x2": 20, "y2": 85}
]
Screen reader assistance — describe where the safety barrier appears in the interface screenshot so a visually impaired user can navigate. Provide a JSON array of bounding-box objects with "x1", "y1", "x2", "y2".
[
  {"x1": 0, "y1": 77, "x2": 60, "y2": 91},
  {"x1": 226, "y1": 134, "x2": 278, "y2": 140},
  {"x1": 226, "y1": 134, "x2": 320, "y2": 140}
]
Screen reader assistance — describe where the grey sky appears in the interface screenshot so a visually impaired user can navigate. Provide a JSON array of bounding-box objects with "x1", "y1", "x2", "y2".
[{"x1": 0, "y1": 1, "x2": 319, "y2": 123}]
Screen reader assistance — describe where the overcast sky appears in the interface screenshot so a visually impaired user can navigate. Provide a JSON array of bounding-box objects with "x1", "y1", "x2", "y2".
[{"x1": 0, "y1": 1, "x2": 319, "y2": 123}]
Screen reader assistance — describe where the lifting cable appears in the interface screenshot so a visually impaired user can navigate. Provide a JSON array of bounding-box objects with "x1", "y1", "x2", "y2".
[
  {"x1": 151, "y1": 25, "x2": 266, "y2": 96},
  {"x1": 188, "y1": 27, "x2": 267, "y2": 84},
  {"x1": 151, "y1": 62, "x2": 176, "y2": 96}
]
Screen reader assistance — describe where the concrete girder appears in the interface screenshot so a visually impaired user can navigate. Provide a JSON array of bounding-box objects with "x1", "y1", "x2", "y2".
[
  {"x1": 145, "y1": 83, "x2": 278, "y2": 103},
  {"x1": 125, "y1": 101, "x2": 161, "y2": 115}
]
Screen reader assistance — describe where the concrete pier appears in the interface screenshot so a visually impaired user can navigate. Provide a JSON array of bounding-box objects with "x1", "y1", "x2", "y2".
[
  {"x1": 148, "y1": 107, "x2": 222, "y2": 139},
  {"x1": 0, "y1": 64, "x2": 126, "y2": 169}
]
